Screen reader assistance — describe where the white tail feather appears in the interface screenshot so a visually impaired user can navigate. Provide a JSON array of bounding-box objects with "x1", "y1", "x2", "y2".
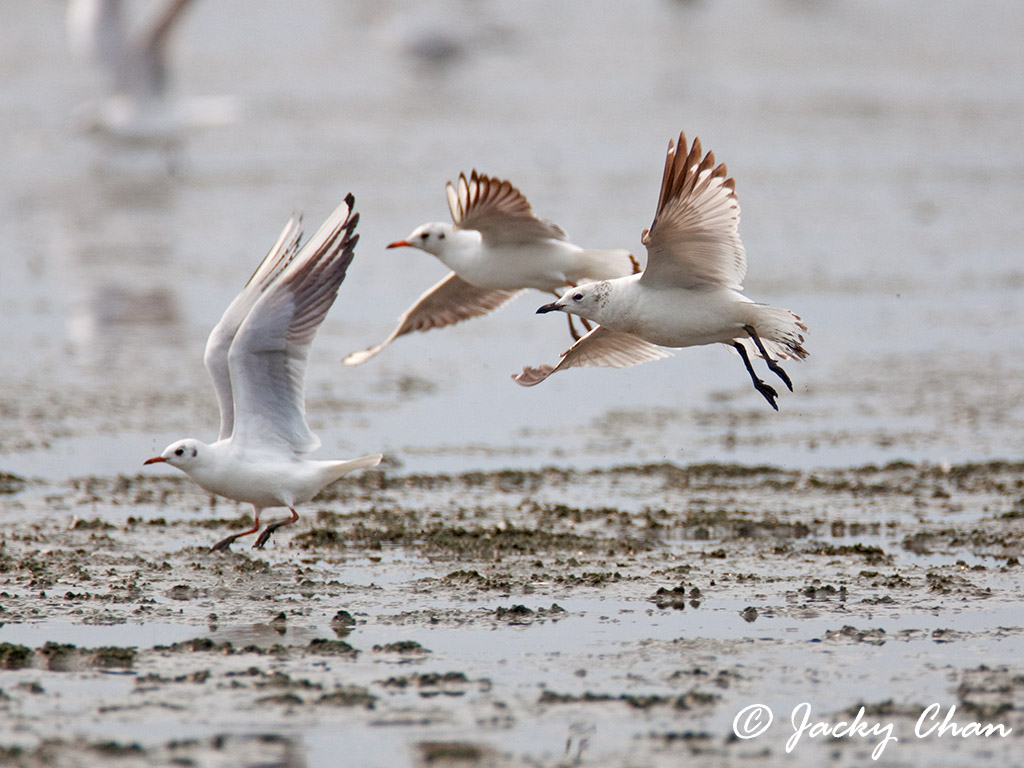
[
  {"x1": 740, "y1": 305, "x2": 808, "y2": 361},
  {"x1": 324, "y1": 453, "x2": 383, "y2": 485}
]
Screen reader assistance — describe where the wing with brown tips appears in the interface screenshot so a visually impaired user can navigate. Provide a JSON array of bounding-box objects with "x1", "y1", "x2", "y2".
[
  {"x1": 639, "y1": 132, "x2": 746, "y2": 290},
  {"x1": 512, "y1": 326, "x2": 670, "y2": 386},
  {"x1": 344, "y1": 273, "x2": 521, "y2": 365},
  {"x1": 446, "y1": 170, "x2": 567, "y2": 244}
]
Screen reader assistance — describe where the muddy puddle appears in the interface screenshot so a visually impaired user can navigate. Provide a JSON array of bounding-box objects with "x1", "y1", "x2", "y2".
[{"x1": 0, "y1": 461, "x2": 1022, "y2": 766}]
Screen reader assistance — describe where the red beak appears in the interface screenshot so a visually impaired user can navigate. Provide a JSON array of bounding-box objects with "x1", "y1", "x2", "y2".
[
  {"x1": 143, "y1": 456, "x2": 167, "y2": 465},
  {"x1": 386, "y1": 239, "x2": 411, "y2": 249}
]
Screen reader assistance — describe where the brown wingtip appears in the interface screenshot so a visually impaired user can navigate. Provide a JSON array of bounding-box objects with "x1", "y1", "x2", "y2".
[
  {"x1": 512, "y1": 365, "x2": 555, "y2": 387},
  {"x1": 653, "y1": 130, "x2": 735, "y2": 223}
]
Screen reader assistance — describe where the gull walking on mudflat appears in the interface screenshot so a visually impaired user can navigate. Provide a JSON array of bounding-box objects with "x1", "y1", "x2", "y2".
[
  {"x1": 343, "y1": 171, "x2": 639, "y2": 365},
  {"x1": 513, "y1": 132, "x2": 808, "y2": 410},
  {"x1": 145, "y1": 195, "x2": 382, "y2": 550}
]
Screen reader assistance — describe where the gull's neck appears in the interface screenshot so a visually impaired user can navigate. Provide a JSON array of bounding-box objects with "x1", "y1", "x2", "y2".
[{"x1": 432, "y1": 228, "x2": 483, "y2": 274}]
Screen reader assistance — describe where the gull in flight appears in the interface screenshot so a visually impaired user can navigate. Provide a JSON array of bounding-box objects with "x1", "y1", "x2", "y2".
[
  {"x1": 67, "y1": 0, "x2": 193, "y2": 103},
  {"x1": 513, "y1": 132, "x2": 808, "y2": 410},
  {"x1": 343, "y1": 171, "x2": 639, "y2": 365},
  {"x1": 145, "y1": 195, "x2": 382, "y2": 550},
  {"x1": 66, "y1": 0, "x2": 238, "y2": 138}
]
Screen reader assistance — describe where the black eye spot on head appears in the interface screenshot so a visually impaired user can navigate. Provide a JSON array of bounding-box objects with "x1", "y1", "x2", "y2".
[
  {"x1": 438, "y1": 232, "x2": 445, "y2": 240},
  {"x1": 420, "y1": 231, "x2": 429, "y2": 240},
  {"x1": 573, "y1": 292, "x2": 584, "y2": 301},
  {"x1": 190, "y1": 447, "x2": 197, "y2": 457},
  {"x1": 175, "y1": 447, "x2": 185, "y2": 457}
]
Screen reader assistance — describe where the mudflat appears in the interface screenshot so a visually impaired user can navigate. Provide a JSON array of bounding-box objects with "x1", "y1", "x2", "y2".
[{"x1": 0, "y1": 460, "x2": 1021, "y2": 766}]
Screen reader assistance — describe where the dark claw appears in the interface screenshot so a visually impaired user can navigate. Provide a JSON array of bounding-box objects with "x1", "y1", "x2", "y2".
[
  {"x1": 252, "y1": 509, "x2": 299, "y2": 549},
  {"x1": 252, "y1": 524, "x2": 279, "y2": 549},
  {"x1": 766, "y1": 358, "x2": 793, "y2": 391},
  {"x1": 754, "y1": 380, "x2": 780, "y2": 411},
  {"x1": 210, "y1": 533, "x2": 242, "y2": 552}
]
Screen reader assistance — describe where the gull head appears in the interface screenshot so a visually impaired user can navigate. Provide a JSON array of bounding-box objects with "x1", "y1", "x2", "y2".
[
  {"x1": 387, "y1": 222, "x2": 455, "y2": 256},
  {"x1": 537, "y1": 281, "x2": 610, "y2": 321},
  {"x1": 144, "y1": 439, "x2": 204, "y2": 471}
]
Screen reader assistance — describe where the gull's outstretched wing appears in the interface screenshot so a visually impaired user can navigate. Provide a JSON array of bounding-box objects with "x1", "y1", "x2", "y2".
[
  {"x1": 135, "y1": 0, "x2": 193, "y2": 98},
  {"x1": 512, "y1": 326, "x2": 671, "y2": 386},
  {"x1": 344, "y1": 273, "x2": 520, "y2": 365},
  {"x1": 639, "y1": 132, "x2": 747, "y2": 291},
  {"x1": 227, "y1": 194, "x2": 359, "y2": 454},
  {"x1": 446, "y1": 170, "x2": 567, "y2": 245},
  {"x1": 203, "y1": 213, "x2": 303, "y2": 441},
  {"x1": 67, "y1": 0, "x2": 194, "y2": 99}
]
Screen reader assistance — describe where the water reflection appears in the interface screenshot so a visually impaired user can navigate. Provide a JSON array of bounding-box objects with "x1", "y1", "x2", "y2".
[{"x1": 59, "y1": 148, "x2": 182, "y2": 370}]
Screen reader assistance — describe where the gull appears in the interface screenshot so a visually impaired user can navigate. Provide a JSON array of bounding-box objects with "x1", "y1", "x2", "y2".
[
  {"x1": 67, "y1": 0, "x2": 193, "y2": 104},
  {"x1": 144, "y1": 194, "x2": 383, "y2": 550},
  {"x1": 343, "y1": 170, "x2": 639, "y2": 366},
  {"x1": 513, "y1": 132, "x2": 808, "y2": 410},
  {"x1": 66, "y1": 0, "x2": 239, "y2": 139}
]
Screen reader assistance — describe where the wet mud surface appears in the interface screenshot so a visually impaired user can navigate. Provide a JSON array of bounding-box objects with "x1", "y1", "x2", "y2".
[{"x1": 1, "y1": 461, "x2": 1022, "y2": 766}]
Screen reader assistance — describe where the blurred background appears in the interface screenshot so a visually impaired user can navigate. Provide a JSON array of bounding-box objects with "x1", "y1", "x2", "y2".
[{"x1": 1, "y1": 0, "x2": 1022, "y2": 480}]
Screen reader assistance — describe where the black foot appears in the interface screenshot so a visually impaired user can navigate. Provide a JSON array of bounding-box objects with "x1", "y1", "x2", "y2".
[
  {"x1": 754, "y1": 379, "x2": 780, "y2": 411},
  {"x1": 211, "y1": 532, "x2": 247, "y2": 552},
  {"x1": 252, "y1": 509, "x2": 299, "y2": 549},
  {"x1": 734, "y1": 341, "x2": 780, "y2": 411},
  {"x1": 252, "y1": 523, "x2": 282, "y2": 549},
  {"x1": 743, "y1": 324, "x2": 793, "y2": 391},
  {"x1": 766, "y1": 357, "x2": 793, "y2": 392}
]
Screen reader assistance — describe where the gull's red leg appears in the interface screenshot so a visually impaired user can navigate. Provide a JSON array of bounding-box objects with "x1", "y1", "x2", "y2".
[{"x1": 211, "y1": 506, "x2": 262, "y2": 552}]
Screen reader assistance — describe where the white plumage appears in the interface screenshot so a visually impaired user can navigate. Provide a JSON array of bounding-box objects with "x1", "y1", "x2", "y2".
[
  {"x1": 145, "y1": 195, "x2": 382, "y2": 550},
  {"x1": 514, "y1": 132, "x2": 808, "y2": 410},
  {"x1": 343, "y1": 170, "x2": 639, "y2": 365}
]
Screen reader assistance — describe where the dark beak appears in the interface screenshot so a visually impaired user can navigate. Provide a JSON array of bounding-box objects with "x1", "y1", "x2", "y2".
[
  {"x1": 143, "y1": 456, "x2": 167, "y2": 465},
  {"x1": 536, "y1": 301, "x2": 561, "y2": 314}
]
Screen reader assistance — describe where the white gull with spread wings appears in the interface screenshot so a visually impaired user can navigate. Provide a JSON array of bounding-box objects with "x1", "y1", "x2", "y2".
[
  {"x1": 343, "y1": 170, "x2": 639, "y2": 365},
  {"x1": 513, "y1": 132, "x2": 808, "y2": 410},
  {"x1": 145, "y1": 194, "x2": 382, "y2": 550}
]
